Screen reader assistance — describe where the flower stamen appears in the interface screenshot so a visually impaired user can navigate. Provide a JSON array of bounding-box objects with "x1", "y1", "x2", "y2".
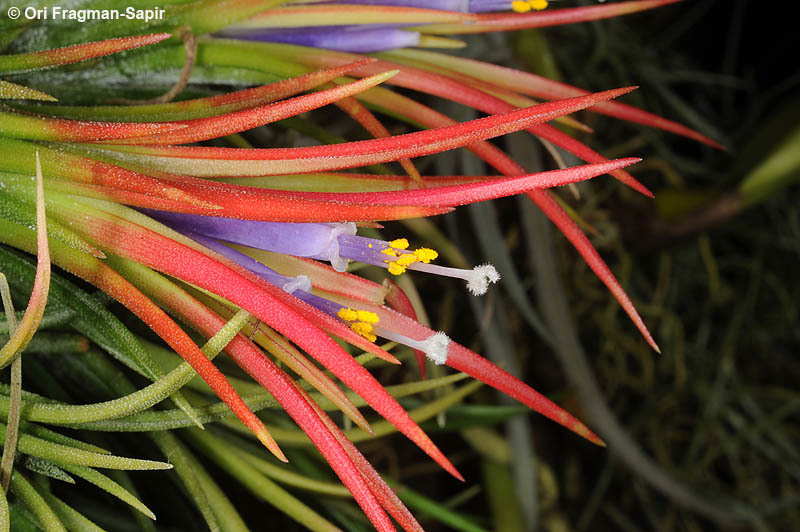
[{"x1": 337, "y1": 307, "x2": 380, "y2": 342}]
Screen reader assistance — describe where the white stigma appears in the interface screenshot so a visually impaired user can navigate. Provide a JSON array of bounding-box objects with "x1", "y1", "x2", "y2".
[
  {"x1": 281, "y1": 274, "x2": 311, "y2": 294},
  {"x1": 466, "y1": 264, "x2": 500, "y2": 296},
  {"x1": 420, "y1": 331, "x2": 451, "y2": 365},
  {"x1": 375, "y1": 329, "x2": 451, "y2": 365},
  {"x1": 408, "y1": 261, "x2": 501, "y2": 296}
]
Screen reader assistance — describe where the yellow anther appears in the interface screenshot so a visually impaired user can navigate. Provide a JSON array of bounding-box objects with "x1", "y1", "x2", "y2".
[
  {"x1": 368, "y1": 243, "x2": 373, "y2": 248},
  {"x1": 356, "y1": 310, "x2": 380, "y2": 324},
  {"x1": 413, "y1": 248, "x2": 438, "y2": 263},
  {"x1": 350, "y1": 321, "x2": 377, "y2": 342},
  {"x1": 529, "y1": 0, "x2": 548, "y2": 11},
  {"x1": 337, "y1": 308, "x2": 359, "y2": 322},
  {"x1": 388, "y1": 238, "x2": 409, "y2": 250},
  {"x1": 381, "y1": 248, "x2": 398, "y2": 257},
  {"x1": 396, "y1": 254, "x2": 417, "y2": 267},
  {"x1": 512, "y1": 0, "x2": 532, "y2": 12},
  {"x1": 387, "y1": 262, "x2": 406, "y2": 275}
]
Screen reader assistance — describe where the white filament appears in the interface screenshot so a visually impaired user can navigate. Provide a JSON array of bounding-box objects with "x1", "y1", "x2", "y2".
[{"x1": 409, "y1": 262, "x2": 500, "y2": 296}]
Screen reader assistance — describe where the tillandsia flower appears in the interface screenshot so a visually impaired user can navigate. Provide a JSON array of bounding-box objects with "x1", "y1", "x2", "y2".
[{"x1": 0, "y1": 0, "x2": 722, "y2": 530}]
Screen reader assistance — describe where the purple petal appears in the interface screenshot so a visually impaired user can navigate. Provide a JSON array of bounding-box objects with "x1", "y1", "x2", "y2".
[{"x1": 217, "y1": 26, "x2": 421, "y2": 53}]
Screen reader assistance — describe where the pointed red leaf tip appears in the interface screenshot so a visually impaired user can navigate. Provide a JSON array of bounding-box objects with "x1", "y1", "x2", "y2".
[
  {"x1": 345, "y1": 86, "x2": 658, "y2": 351},
  {"x1": 270, "y1": 50, "x2": 652, "y2": 196},
  {"x1": 296, "y1": 384, "x2": 426, "y2": 531},
  {"x1": 109, "y1": 70, "x2": 400, "y2": 145},
  {"x1": 256, "y1": 427, "x2": 288, "y2": 463},
  {"x1": 446, "y1": 344, "x2": 605, "y2": 446},
  {"x1": 373, "y1": 306, "x2": 604, "y2": 446},
  {"x1": 416, "y1": 0, "x2": 685, "y2": 34},
  {"x1": 383, "y1": 49, "x2": 723, "y2": 149},
  {"x1": 292, "y1": 158, "x2": 642, "y2": 207},
  {"x1": 527, "y1": 189, "x2": 660, "y2": 354},
  {"x1": 0, "y1": 34, "x2": 172, "y2": 72}
]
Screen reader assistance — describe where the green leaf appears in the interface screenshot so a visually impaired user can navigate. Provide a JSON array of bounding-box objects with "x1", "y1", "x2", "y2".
[
  {"x1": 0, "y1": 246, "x2": 200, "y2": 425},
  {"x1": 0, "y1": 424, "x2": 171, "y2": 471},
  {"x1": 23, "y1": 457, "x2": 75, "y2": 485},
  {"x1": 57, "y1": 464, "x2": 155, "y2": 520},
  {"x1": 9, "y1": 472, "x2": 67, "y2": 532},
  {"x1": 39, "y1": 492, "x2": 107, "y2": 532},
  {"x1": 0, "y1": 80, "x2": 57, "y2": 101},
  {"x1": 184, "y1": 428, "x2": 342, "y2": 532}
]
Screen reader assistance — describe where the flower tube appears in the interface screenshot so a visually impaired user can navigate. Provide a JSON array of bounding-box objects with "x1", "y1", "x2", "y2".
[
  {"x1": 217, "y1": 26, "x2": 422, "y2": 53},
  {"x1": 143, "y1": 210, "x2": 500, "y2": 295}
]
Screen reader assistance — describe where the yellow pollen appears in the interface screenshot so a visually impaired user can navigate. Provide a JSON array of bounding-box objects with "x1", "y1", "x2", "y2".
[
  {"x1": 395, "y1": 254, "x2": 417, "y2": 267},
  {"x1": 381, "y1": 248, "x2": 398, "y2": 257},
  {"x1": 368, "y1": 243, "x2": 373, "y2": 248},
  {"x1": 512, "y1": 0, "x2": 532, "y2": 12},
  {"x1": 529, "y1": 0, "x2": 548, "y2": 11},
  {"x1": 337, "y1": 308, "x2": 359, "y2": 322},
  {"x1": 413, "y1": 248, "x2": 438, "y2": 263},
  {"x1": 387, "y1": 262, "x2": 406, "y2": 275},
  {"x1": 389, "y1": 238, "x2": 409, "y2": 250},
  {"x1": 356, "y1": 310, "x2": 379, "y2": 324},
  {"x1": 350, "y1": 321, "x2": 377, "y2": 342}
]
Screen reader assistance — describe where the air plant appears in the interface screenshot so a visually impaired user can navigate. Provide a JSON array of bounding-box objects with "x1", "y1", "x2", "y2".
[{"x1": 0, "y1": 0, "x2": 720, "y2": 530}]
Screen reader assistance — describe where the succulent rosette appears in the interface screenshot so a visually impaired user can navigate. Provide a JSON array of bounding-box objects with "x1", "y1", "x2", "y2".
[{"x1": 0, "y1": 1, "x2": 722, "y2": 530}]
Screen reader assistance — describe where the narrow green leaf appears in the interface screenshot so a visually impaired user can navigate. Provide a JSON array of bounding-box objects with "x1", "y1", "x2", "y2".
[
  {"x1": 0, "y1": 424, "x2": 171, "y2": 471},
  {"x1": 0, "y1": 80, "x2": 57, "y2": 101},
  {"x1": 9, "y1": 472, "x2": 67, "y2": 532},
  {"x1": 23, "y1": 457, "x2": 75, "y2": 484},
  {"x1": 0, "y1": 305, "x2": 249, "y2": 427},
  {"x1": 149, "y1": 431, "x2": 222, "y2": 532},
  {"x1": 184, "y1": 428, "x2": 342, "y2": 532},
  {"x1": 57, "y1": 464, "x2": 156, "y2": 520},
  {"x1": 391, "y1": 483, "x2": 490, "y2": 532},
  {"x1": 0, "y1": 246, "x2": 200, "y2": 425},
  {"x1": 40, "y1": 492, "x2": 107, "y2": 532}
]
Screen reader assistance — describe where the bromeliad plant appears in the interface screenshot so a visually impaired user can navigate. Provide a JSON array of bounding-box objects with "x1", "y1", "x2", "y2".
[{"x1": 0, "y1": 0, "x2": 720, "y2": 530}]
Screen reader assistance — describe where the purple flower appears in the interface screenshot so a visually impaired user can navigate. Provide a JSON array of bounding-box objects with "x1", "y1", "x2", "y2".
[
  {"x1": 143, "y1": 209, "x2": 500, "y2": 295},
  {"x1": 216, "y1": 26, "x2": 421, "y2": 53}
]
